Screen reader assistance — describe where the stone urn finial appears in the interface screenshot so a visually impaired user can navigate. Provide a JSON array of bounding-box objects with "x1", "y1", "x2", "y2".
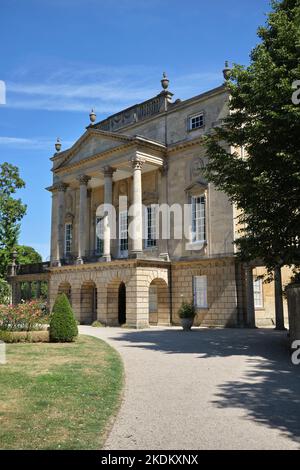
[
  {"x1": 12, "y1": 249, "x2": 17, "y2": 263},
  {"x1": 161, "y1": 72, "x2": 169, "y2": 90},
  {"x1": 55, "y1": 137, "x2": 62, "y2": 152},
  {"x1": 89, "y1": 108, "x2": 96, "y2": 125},
  {"x1": 223, "y1": 61, "x2": 231, "y2": 81}
]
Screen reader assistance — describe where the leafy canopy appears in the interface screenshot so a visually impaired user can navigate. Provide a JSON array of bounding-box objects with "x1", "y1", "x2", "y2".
[
  {"x1": 205, "y1": 0, "x2": 300, "y2": 276},
  {"x1": 0, "y1": 162, "x2": 27, "y2": 277}
]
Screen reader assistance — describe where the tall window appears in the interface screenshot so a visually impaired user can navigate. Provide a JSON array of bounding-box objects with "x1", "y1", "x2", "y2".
[
  {"x1": 193, "y1": 275, "x2": 208, "y2": 308},
  {"x1": 95, "y1": 216, "x2": 103, "y2": 255},
  {"x1": 65, "y1": 223, "x2": 72, "y2": 255},
  {"x1": 146, "y1": 205, "x2": 157, "y2": 248},
  {"x1": 253, "y1": 277, "x2": 263, "y2": 309},
  {"x1": 191, "y1": 195, "x2": 206, "y2": 243},
  {"x1": 119, "y1": 210, "x2": 128, "y2": 255}
]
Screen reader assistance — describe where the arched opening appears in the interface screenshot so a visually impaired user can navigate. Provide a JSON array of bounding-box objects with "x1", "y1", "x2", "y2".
[
  {"x1": 58, "y1": 282, "x2": 72, "y2": 304},
  {"x1": 107, "y1": 279, "x2": 126, "y2": 326},
  {"x1": 149, "y1": 278, "x2": 170, "y2": 326},
  {"x1": 118, "y1": 282, "x2": 126, "y2": 325},
  {"x1": 80, "y1": 281, "x2": 97, "y2": 324}
]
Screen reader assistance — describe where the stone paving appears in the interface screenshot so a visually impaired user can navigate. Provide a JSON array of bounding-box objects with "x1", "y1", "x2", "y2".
[{"x1": 80, "y1": 326, "x2": 300, "y2": 450}]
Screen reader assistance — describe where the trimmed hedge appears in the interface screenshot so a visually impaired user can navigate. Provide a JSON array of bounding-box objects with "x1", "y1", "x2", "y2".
[
  {"x1": 0, "y1": 330, "x2": 49, "y2": 343},
  {"x1": 49, "y1": 293, "x2": 78, "y2": 343}
]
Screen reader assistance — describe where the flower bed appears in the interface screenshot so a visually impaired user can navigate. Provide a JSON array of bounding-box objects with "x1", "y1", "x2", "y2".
[{"x1": 0, "y1": 301, "x2": 49, "y2": 343}]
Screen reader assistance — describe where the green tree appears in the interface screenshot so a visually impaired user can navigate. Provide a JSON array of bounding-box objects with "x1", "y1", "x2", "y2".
[
  {"x1": 15, "y1": 245, "x2": 42, "y2": 265},
  {"x1": 50, "y1": 293, "x2": 78, "y2": 342},
  {"x1": 0, "y1": 162, "x2": 27, "y2": 277},
  {"x1": 205, "y1": 0, "x2": 300, "y2": 277},
  {"x1": 0, "y1": 278, "x2": 10, "y2": 304}
]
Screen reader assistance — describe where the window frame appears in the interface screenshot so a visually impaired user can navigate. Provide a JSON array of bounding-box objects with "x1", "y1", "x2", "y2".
[
  {"x1": 95, "y1": 216, "x2": 104, "y2": 256},
  {"x1": 119, "y1": 210, "x2": 128, "y2": 256},
  {"x1": 191, "y1": 194, "x2": 206, "y2": 244},
  {"x1": 188, "y1": 112, "x2": 204, "y2": 131},
  {"x1": 145, "y1": 204, "x2": 157, "y2": 248},
  {"x1": 64, "y1": 222, "x2": 73, "y2": 256},
  {"x1": 193, "y1": 275, "x2": 208, "y2": 309},
  {"x1": 253, "y1": 277, "x2": 264, "y2": 309}
]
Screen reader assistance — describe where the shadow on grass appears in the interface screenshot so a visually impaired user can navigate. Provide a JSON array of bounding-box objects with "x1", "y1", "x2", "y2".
[{"x1": 114, "y1": 327, "x2": 300, "y2": 444}]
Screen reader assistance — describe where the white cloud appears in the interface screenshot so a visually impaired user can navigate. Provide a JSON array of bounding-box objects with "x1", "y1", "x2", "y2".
[
  {"x1": 4, "y1": 63, "x2": 222, "y2": 113},
  {"x1": 0, "y1": 136, "x2": 73, "y2": 150}
]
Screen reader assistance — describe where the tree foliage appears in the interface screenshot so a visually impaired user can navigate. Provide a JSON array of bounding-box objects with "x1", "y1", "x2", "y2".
[
  {"x1": 15, "y1": 245, "x2": 42, "y2": 265},
  {"x1": 0, "y1": 162, "x2": 27, "y2": 277},
  {"x1": 205, "y1": 0, "x2": 300, "y2": 276}
]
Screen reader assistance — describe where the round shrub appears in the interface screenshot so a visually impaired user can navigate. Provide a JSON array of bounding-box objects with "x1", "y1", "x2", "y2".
[
  {"x1": 178, "y1": 301, "x2": 196, "y2": 319},
  {"x1": 49, "y1": 293, "x2": 78, "y2": 342}
]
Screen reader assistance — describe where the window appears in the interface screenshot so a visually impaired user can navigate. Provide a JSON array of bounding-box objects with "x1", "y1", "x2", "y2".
[
  {"x1": 189, "y1": 113, "x2": 204, "y2": 130},
  {"x1": 119, "y1": 210, "x2": 128, "y2": 254},
  {"x1": 146, "y1": 205, "x2": 157, "y2": 248},
  {"x1": 191, "y1": 195, "x2": 206, "y2": 243},
  {"x1": 95, "y1": 216, "x2": 103, "y2": 255},
  {"x1": 193, "y1": 275, "x2": 208, "y2": 308},
  {"x1": 253, "y1": 277, "x2": 263, "y2": 309},
  {"x1": 149, "y1": 285, "x2": 158, "y2": 313},
  {"x1": 65, "y1": 223, "x2": 72, "y2": 255}
]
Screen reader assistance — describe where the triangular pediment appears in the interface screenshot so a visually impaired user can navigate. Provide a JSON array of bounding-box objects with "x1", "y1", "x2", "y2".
[
  {"x1": 53, "y1": 128, "x2": 132, "y2": 170},
  {"x1": 185, "y1": 178, "x2": 208, "y2": 194}
]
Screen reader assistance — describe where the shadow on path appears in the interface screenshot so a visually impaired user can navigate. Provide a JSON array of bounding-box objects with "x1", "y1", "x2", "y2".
[{"x1": 114, "y1": 328, "x2": 300, "y2": 444}]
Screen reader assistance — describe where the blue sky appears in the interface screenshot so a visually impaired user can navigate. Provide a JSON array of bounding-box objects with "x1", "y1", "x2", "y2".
[{"x1": 0, "y1": 0, "x2": 271, "y2": 260}]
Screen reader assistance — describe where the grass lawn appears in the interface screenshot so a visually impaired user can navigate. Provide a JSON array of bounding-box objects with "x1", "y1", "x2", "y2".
[{"x1": 0, "y1": 335, "x2": 124, "y2": 450}]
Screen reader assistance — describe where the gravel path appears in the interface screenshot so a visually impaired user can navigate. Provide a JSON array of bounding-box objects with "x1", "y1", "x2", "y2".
[{"x1": 80, "y1": 326, "x2": 300, "y2": 450}]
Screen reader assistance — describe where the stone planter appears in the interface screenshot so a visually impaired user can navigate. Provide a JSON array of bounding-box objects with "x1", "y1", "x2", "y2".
[
  {"x1": 286, "y1": 283, "x2": 300, "y2": 347},
  {"x1": 180, "y1": 317, "x2": 194, "y2": 331}
]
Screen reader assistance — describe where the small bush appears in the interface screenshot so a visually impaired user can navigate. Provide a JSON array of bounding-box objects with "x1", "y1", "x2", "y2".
[
  {"x1": 91, "y1": 320, "x2": 103, "y2": 328},
  {"x1": 0, "y1": 330, "x2": 49, "y2": 343},
  {"x1": 50, "y1": 293, "x2": 78, "y2": 342},
  {"x1": 178, "y1": 301, "x2": 196, "y2": 319}
]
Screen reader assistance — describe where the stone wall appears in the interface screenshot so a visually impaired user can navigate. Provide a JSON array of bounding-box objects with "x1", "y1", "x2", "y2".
[{"x1": 171, "y1": 257, "x2": 238, "y2": 327}]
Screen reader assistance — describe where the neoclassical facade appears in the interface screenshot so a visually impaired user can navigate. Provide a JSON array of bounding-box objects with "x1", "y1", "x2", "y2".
[{"x1": 9, "y1": 73, "x2": 290, "y2": 328}]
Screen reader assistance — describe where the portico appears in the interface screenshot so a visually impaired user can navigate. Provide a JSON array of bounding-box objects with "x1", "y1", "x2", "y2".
[{"x1": 48, "y1": 132, "x2": 166, "y2": 266}]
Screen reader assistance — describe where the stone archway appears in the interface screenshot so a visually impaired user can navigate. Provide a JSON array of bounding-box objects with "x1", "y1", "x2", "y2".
[
  {"x1": 107, "y1": 278, "x2": 126, "y2": 326},
  {"x1": 149, "y1": 278, "x2": 170, "y2": 326},
  {"x1": 58, "y1": 282, "x2": 72, "y2": 304},
  {"x1": 80, "y1": 281, "x2": 97, "y2": 324}
]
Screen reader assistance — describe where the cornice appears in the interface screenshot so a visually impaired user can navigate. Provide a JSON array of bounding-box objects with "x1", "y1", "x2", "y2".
[{"x1": 167, "y1": 135, "x2": 206, "y2": 154}]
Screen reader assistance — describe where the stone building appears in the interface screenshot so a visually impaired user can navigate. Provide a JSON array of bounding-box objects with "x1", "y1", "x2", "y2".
[{"x1": 9, "y1": 72, "x2": 291, "y2": 328}]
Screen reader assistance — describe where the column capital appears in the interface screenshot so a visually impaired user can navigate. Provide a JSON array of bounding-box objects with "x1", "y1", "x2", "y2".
[
  {"x1": 55, "y1": 181, "x2": 68, "y2": 192},
  {"x1": 77, "y1": 174, "x2": 91, "y2": 186},
  {"x1": 131, "y1": 157, "x2": 144, "y2": 171},
  {"x1": 103, "y1": 166, "x2": 116, "y2": 178}
]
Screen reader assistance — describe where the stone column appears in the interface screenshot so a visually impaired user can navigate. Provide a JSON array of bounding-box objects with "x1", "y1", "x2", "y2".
[
  {"x1": 159, "y1": 162, "x2": 169, "y2": 260},
  {"x1": 56, "y1": 182, "x2": 68, "y2": 265},
  {"x1": 103, "y1": 166, "x2": 115, "y2": 262},
  {"x1": 130, "y1": 158, "x2": 143, "y2": 257},
  {"x1": 27, "y1": 281, "x2": 32, "y2": 300},
  {"x1": 36, "y1": 281, "x2": 42, "y2": 299},
  {"x1": 11, "y1": 282, "x2": 21, "y2": 305},
  {"x1": 274, "y1": 265, "x2": 285, "y2": 330},
  {"x1": 77, "y1": 175, "x2": 91, "y2": 264},
  {"x1": 245, "y1": 264, "x2": 255, "y2": 328}
]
